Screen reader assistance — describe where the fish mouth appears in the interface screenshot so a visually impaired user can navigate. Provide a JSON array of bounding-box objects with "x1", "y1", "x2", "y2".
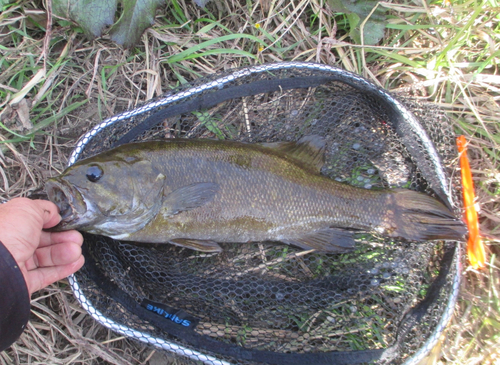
[{"x1": 45, "y1": 179, "x2": 87, "y2": 229}]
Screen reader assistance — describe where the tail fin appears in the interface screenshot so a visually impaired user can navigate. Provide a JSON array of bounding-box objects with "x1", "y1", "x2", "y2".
[{"x1": 390, "y1": 190, "x2": 467, "y2": 241}]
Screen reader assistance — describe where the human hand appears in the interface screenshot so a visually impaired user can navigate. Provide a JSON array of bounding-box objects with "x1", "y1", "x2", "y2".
[{"x1": 0, "y1": 197, "x2": 84, "y2": 295}]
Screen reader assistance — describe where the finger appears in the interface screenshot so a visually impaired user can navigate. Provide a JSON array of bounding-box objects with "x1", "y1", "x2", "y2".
[
  {"x1": 33, "y1": 242, "x2": 83, "y2": 268},
  {"x1": 32, "y1": 199, "x2": 61, "y2": 229},
  {"x1": 39, "y1": 230, "x2": 84, "y2": 248},
  {"x1": 26, "y1": 256, "x2": 85, "y2": 295},
  {"x1": 24, "y1": 256, "x2": 38, "y2": 272}
]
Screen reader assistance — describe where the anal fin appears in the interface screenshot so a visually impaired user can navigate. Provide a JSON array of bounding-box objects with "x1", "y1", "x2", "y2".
[
  {"x1": 168, "y1": 238, "x2": 223, "y2": 252},
  {"x1": 282, "y1": 228, "x2": 356, "y2": 253}
]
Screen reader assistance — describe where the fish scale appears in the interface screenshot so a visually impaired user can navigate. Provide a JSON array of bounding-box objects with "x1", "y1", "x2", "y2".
[
  {"x1": 144, "y1": 143, "x2": 379, "y2": 242},
  {"x1": 46, "y1": 138, "x2": 466, "y2": 252}
]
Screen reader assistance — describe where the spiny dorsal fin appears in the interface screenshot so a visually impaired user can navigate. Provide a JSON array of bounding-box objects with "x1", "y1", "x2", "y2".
[{"x1": 260, "y1": 135, "x2": 326, "y2": 172}]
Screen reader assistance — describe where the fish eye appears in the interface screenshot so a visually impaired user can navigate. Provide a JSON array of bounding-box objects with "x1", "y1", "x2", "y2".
[{"x1": 86, "y1": 165, "x2": 103, "y2": 182}]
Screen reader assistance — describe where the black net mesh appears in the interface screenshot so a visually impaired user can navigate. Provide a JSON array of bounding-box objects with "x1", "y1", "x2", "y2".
[{"x1": 67, "y1": 63, "x2": 463, "y2": 365}]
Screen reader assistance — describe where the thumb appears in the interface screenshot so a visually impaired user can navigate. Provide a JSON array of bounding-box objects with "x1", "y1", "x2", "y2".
[{"x1": 33, "y1": 199, "x2": 62, "y2": 229}]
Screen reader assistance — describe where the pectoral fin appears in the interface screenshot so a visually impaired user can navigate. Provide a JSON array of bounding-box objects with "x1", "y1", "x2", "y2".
[
  {"x1": 282, "y1": 228, "x2": 356, "y2": 253},
  {"x1": 164, "y1": 182, "x2": 219, "y2": 216},
  {"x1": 168, "y1": 238, "x2": 223, "y2": 252},
  {"x1": 260, "y1": 135, "x2": 326, "y2": 172}
]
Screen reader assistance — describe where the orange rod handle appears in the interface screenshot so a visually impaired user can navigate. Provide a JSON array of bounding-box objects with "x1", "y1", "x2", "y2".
[{"x1": 457, "y1": 135, "x2": 486, "y2": 269}]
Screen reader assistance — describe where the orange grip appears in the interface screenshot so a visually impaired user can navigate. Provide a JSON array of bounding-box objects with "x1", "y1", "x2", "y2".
[{"x1": 457, "y1": 135, "x2": 486, "y2": 269}]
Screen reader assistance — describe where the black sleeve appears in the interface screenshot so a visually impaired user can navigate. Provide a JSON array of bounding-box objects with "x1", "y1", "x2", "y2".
[{"x1": 0, "y1": 240, "x2": 30, "y2": 352}]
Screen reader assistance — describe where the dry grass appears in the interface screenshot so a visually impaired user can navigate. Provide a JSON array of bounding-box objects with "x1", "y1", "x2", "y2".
[
  {"x1": 0, "y1": 0, "x2": 499, "y2": 364},
  {"x1": 1, "y1": 284, "x2": 158, "y2": 365}
]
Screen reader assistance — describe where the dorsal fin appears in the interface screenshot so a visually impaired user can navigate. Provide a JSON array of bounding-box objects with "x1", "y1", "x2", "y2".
[{"x1": 260, "y1": 135, "x2": 326, "y2": 172}]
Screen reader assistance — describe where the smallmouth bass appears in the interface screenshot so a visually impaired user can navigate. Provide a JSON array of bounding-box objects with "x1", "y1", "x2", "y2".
[{"x1": 45, "y1": 137, "x2": 466, "y2": 252}]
